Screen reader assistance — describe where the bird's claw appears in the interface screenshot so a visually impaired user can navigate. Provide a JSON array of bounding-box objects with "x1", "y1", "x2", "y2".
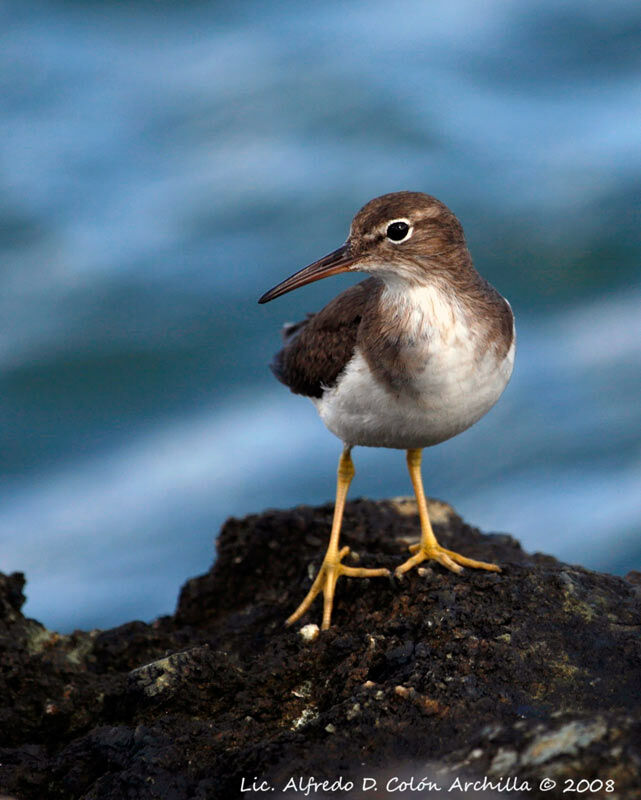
[
  {"x1": 286, "y1": 547, "x2": 390, "y2": 630},
  {"x1": 395, "y1": 544, "x2": 500, "y2": 577}
]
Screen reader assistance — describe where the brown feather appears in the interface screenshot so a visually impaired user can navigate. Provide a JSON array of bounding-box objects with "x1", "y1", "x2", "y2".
[{"x1": 270, "y1": 278, "x2": 382, "y2": 398}]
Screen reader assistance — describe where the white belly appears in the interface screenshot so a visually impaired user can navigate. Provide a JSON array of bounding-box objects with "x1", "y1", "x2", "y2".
[{"x1": 313, "y1": 334, "x2": 515, "y2": 450}]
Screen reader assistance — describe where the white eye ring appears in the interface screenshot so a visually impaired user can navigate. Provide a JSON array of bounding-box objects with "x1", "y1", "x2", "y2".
[{"x1": 385, "y1": 218, "x2": 413, "y2": 243}]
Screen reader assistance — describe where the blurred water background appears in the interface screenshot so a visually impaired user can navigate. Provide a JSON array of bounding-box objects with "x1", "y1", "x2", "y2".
[{"x1": 1, "y1": 0, "x2": 640, "y2": 632}]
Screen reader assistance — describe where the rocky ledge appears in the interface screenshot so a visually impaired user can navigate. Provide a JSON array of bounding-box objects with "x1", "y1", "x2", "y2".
[{"x1": 1, "y1": 498, "x2": 641, "y2": 799}]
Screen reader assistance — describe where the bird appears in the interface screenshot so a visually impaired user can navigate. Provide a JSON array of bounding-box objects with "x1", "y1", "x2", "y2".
[{"x1": 258, "y1": 191, "x2": 515, "y2": 630}]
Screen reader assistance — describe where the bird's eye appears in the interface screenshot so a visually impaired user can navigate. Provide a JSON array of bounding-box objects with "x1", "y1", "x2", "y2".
[{"x1": 386, "y1": 220, "x2": 411, "y2": 242}]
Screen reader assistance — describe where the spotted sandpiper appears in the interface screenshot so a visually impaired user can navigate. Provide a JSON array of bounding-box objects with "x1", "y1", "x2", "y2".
[{"x1": 259, "y1": 192, "x2": 515, "y2": 630}]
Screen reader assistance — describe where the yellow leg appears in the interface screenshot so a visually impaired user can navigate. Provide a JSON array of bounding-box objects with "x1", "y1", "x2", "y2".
[
  {"x1": 395, "y1": 449, "x2": 500, "y2": 577},
  {"x1": 286, "y1": 447, "x2": 390, "y2": 630}
]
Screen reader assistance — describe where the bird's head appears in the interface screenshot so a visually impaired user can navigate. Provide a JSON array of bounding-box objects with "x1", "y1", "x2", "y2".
[{"x1": 258, "y1": 191, "x2": 470, "y2": 304}]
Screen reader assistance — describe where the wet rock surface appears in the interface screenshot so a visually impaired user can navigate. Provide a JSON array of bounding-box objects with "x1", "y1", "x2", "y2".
[{"x1": 1, "y1": 498, "x2": 641, "y2": 799}]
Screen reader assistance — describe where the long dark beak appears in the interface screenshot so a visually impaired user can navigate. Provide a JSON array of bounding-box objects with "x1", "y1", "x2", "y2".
[{"x1": 258, "y1": 244, "x2": 357, "y2": 304}]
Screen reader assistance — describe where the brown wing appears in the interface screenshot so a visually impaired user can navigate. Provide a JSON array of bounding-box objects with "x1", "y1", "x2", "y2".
[{"x1": 270, "y1": 277, "x2": 382, "y2": 398}]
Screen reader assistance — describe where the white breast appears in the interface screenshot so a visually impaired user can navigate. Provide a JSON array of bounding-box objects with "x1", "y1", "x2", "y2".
[{"x1": 313, "y1": 284, "x2": 515, "y2": 450}]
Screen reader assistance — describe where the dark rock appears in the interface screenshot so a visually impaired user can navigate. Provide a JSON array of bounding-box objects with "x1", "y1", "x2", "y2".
[{"x1": 1, "y1": 498, "x2": 641, "y2": 799}]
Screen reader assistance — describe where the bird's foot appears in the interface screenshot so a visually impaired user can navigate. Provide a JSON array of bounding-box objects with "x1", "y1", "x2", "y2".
[
  {"x1": 286, "y1": 546, "x2": 390, "y2": 630},
  {"x1": 395, "y1": 542, "x2": 500, "y2": 577}
]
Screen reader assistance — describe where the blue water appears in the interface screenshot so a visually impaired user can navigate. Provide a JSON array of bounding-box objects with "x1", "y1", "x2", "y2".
[{"x1": 1, "y1": 0, "x2": 640, "y2": 632}]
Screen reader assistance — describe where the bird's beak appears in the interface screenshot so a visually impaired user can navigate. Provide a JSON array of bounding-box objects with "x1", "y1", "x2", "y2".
[{"x1": 258, "y1": 244, "x2": 357, "y2": 304}]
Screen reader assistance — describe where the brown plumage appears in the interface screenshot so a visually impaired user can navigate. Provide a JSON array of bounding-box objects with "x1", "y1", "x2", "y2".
[{"x1": 271, "y1": 278, "x2": 381, "y2": 398}]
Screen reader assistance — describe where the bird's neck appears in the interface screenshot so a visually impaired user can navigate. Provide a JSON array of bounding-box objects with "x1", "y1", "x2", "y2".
[
  {"x1": 374, "y1": 244, "x2": 478, "y2": 292},
  {"x1": 377, "y1": 280, "x2": 465, "y2": 341},
  {"x1": 373, "y1": 258, "x2": 503, "y2": 345}
]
